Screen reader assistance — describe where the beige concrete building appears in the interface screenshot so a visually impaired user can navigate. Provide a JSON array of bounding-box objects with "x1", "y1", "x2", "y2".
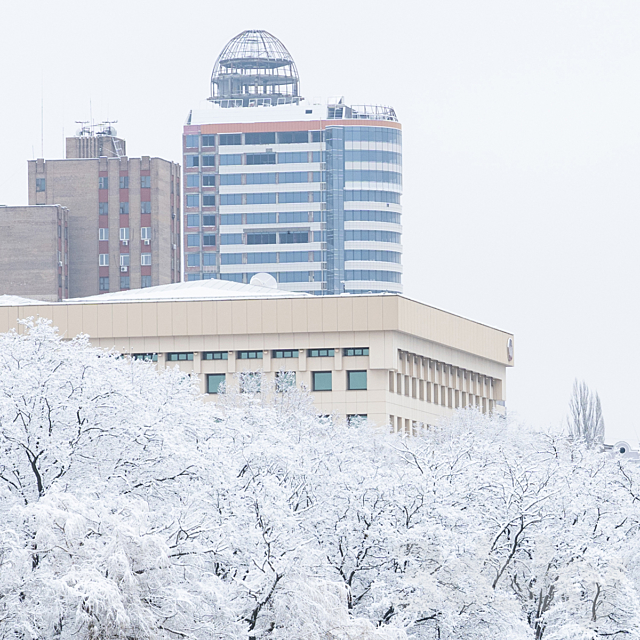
[
  {"x1": 0, "y1": 280, "x2": 514, "y2": 432},
  {"x1": 28, "y1": 130, "x2": 180, "y2": 299},
  {"x1": 0, "y1": 205, "x2": 69, "y2": 302}
]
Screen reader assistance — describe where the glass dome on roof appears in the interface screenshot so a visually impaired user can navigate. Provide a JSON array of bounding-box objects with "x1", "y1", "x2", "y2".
[{"x1": 210, "y1": 30, "x2": 301, "y2": 107}]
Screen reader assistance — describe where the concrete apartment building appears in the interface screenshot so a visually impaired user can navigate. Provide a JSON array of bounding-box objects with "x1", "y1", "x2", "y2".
[
  {"x1": 0, "y1": 280, "x2": 514, "y2": 432},
  {"x1": 183, "y1": 30, "x2": 403, "y2": 295},
  {"x1": 0, "y1": 204, "x2": 69, "y2": 302},
  {"x1": 28, "y1": 125, "x2": 181, "y2": 298}
]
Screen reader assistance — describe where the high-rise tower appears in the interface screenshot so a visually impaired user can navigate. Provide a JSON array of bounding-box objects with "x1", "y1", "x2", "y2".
[{"x1": 183, "y1": 30, "x2": 402, "y2": 294}]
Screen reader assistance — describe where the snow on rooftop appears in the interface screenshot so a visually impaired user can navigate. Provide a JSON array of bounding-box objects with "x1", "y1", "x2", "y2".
[
  {"x1": 69, "y1": 277, "x2": 309, "y2": 304},
  {"x1": 0, "y1": 294, "x2": 44, "y2": 306}
]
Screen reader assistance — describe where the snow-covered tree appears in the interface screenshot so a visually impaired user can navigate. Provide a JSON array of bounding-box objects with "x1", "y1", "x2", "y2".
[
  {"x1": 567, "y1": 379, "x2": 605, "y2": 447},
  {"x1": 1, "y1": 319, "x2": 639, "y2": 639}
]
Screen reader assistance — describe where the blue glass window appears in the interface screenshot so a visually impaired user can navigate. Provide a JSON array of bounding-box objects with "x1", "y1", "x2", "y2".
[
  {"x1": 219, "y1": 134, "x2": 242, "y2": 145},
  {"x1": 246, "y1": 172, "x2": 276, "y2": 184},
  {"x1": 246, "y1": 153, "x2": 276, "y2": 165},
  {"x1": 220, "y1": 154, "x2": 242, "y2": 165},
  {"x1": 202, "y1": 155, "x2": 215, "y2": 167},
  {"x1": 220, "y1": 273, "x2": 243, "y2": 282},
  {"x1": 186, "y1": 174, "x2": 199, "y2": 187},
  {"x1": 220, "y1": 194, "x2": 243, "y2": 205},
  {"x1": 247, "y1": 252, "x2": 277, "y2": 264},
  {"x1": 203, "y1": 214, "x2": 216, "y2": 226},
  {"x1": 221, "y1": 234, "x2": 242, "y2": 245},
  {"x1": 207, "y1": 373, "x2": 226, "y2": 394},
  {"x1": 186, "y1": 214, "x2": 200, "y2": 227},
  {"x1": 203, "y1": 351, "x2": 228, "y2": 360},
  {"x1": 247, "y1": 233, "x2": 276, "y2": 245},
  {"x1": 220, "y1": 174, "x2": 242, "y2": 185},
  {"x1": 246, "y1": 193, "x2": 276, "y2": 205},
  {"x1": 345, "y1": 210, "x2": 401, "y2": 224},
  {"x1": 187, "y1": 234, "x2": 200, "y2": 247},
  {"x1": 221, "y1": 253, "x2": 242, "y2": 264},
  {"x1": 246, "y1": 212, "x2": 277, "y2": 224},
  {"x1": 347, "y1": 370, "x2": 367, "y2": 390},
  {"x1": 245, "y1": 132, "x2": 276, "y2": 145},
  {"x1": 185, "y1": 135, "x2": 199, "y2": 148},
  {"x1": 344, "y1": 190, "x2": 400, "y2": 204},
  {"x1": 278, "y1": 172, "x2": 308, "y2": 184},
  {"x1": 221, "y1": 214, "x2": 242, "y2": 225},
  {"x1": 344, "y1": 149, "x2": 402, "y2": 165},
  {"x1": 278, "y1": 152, "x2": 308, "y2": 164},
  {"x1": 312, "y1": 371, "x2": 332, "y2": 391},
  {"x1": 202, "y1": 135, "x2": 215, "y2": 147},
  {"x1": 345, "y1": 170, "x2": 402, "y2": 185},
  {"x1": 344, "y1": 270, "x2": 401, "y2": 283},
  {"x1": 203, "y1": 175, "x2": 216, "y2": 186},
  {"x1": 279, "y1": 231, "x2": 308, "y2": 244},
  {"x1": 187, "y1": 274, "x2": 200, "y2": 281},
  {"x1": 279, "y1": 271, "x2": 310, "y2": 282},
  {"x1": 203, "y1": 195, "x2": 216, "y2": 206},
  {"x1": 187, "y1": 253, "x2": 200, "y2": 266},
  {"x1": 278, "y1": 211, "x2": 309, "y2": 223},
  {"x1": 345, "y1": 250, "x2": 401, "y2": 264},
  {"x1": 278, "y1": 192, "x2": 310, "y2": 203},
  {"x1": 344, "y1": 230, "x2": 401, "y2": 243},
  {"x1": 344, "y1": 348, "x2": 369, "y2": 356},
  {"x1": 279, "y1": 251, "x2": 309, "y2": 263},
  {"x1": 186, "y1": 155, "x2": 199, "y2": 167},
  {"x1": 203, "y1": 234, "x2": 216, "y2": 246},
  {"x1": 203, "y1": 253, "x2": 216, "y2": 266},
  {"x1": 277, "y1": 131, "x2": 308, "y2": 144},
  {"x1": 186, "y1": 194, "x2": 199, "y2": 207}
]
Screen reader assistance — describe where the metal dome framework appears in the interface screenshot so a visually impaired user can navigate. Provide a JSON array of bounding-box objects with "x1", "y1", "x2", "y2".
[{"x1": 210, "y1": 30, "x2": 301, "y2": 107}]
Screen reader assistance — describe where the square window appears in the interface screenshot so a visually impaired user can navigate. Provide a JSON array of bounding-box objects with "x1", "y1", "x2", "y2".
[
  {"x1": 36, "y1": 178, "x2": 45, "y2": 192},
  {"x1": 187, "y1": 234, "x2": 200, "y2": 247},
  {"x1": 203, "y1": 234, "x2": 216, "y2": 246},
  {"x1": 202, "y1": 155, "x2": 216, "y2": 166},
  {"x1": 203, "y1": 195, "x2": 216, "y2": 206},
  {"x1": 186, "y1": 194, "x2": 199, "y2": 208},
  {"x1": 140, "y1": 175, "x2": 151, "y2": 188},
  {"x1": 202, "y1": 135, "x2": 216, "y2": 147},
  {"x1": 186, "y1": 155, "x2": 199, "y2": 168},
  {"x1": 119, "y1": 202, "x2": 129, "y2": 215},
  {"x1": 202, "y1": 175, "x2": 216, "y2": 186},
  {"x1": 99, "y1": 228, "x2": 109, "y2": 241},
  {"x1": 119, "y1": 176, "x2": 129, "y2": 189},
  {"x1": 312, "y1": 371, "x2": 332, "y2": 391},
  {"x1": 347, "y1": 370, "x2": 367, "y2": 390},
  {"x1": 203, "y1": 253, "x2": 216, "y2": 266},
  {"x1": 207, "y1": 373, "x2": 226, "y2": 394},
  {"x1": 186, "y1": 174, "x2": 199, "y2": 188},
  {"x1": 202, "y1": 214, "x2": 216, "y2": 226},
  {"x1": 187, "y1": 273, "x2": 200, "y2": 281},
  {"x1": 187, "y1": 214, "x2": 200, "y2": 227},
  {"x1": 185, "y1": 135, "x2": 199, "y2": 148},
  {"x1": 141, "y1": 275, "x2": 152, "y2": 288},
  {"x1": 187, "y1": 253, "x2": 200, "y2": 267},
  {"x1": 99, "y1": 202, "x2": 108, "y2": 215}
]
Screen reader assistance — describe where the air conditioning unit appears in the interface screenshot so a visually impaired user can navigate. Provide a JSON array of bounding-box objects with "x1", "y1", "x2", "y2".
[
  {"x1": 122, "y1": 239, "x2": 129, "y2": 245},
  {"x1": 120, "y1": 266, "x2": 128, "y2": 272},
  {"x1": 144, "y1": 239, "x2": 150, "y2": 245}
]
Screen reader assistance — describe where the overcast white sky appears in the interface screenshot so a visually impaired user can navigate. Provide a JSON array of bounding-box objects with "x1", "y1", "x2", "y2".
[{"x1": 1, "y1": 0, "x2": 638, "y2": 444}]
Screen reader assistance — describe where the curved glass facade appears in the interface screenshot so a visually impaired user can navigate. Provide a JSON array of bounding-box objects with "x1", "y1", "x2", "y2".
[{"x1": 183, "y1": 113, "x2": 402, "y2": 294}]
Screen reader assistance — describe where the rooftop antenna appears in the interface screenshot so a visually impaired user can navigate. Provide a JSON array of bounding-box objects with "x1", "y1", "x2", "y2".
[{"x1": 40, "y1": 72, "x2": 44, "y2": 157}]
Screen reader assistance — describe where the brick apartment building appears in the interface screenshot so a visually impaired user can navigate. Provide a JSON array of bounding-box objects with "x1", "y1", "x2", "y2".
[
  {"x1": 0, "y1": 204, "x2": 69, "y2": 302},
  {"x1": 28, "y1": 127, "x2": 181, "y2": 298}
]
